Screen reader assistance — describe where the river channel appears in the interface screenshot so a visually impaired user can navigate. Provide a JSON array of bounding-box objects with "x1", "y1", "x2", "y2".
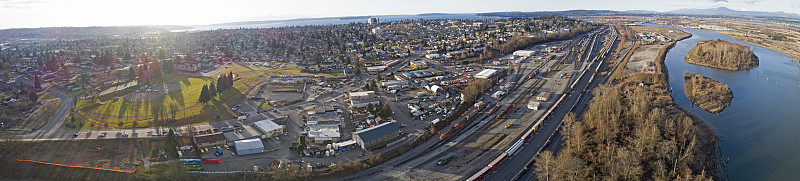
[{"x1": 655, "y1": 24, "x2": 800, "y2": 180}]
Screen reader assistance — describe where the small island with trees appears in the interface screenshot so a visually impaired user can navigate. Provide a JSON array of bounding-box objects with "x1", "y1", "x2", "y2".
[
  {"x1": 684, "y1": 72, "x2": 733, "y2": 114},
  {"x1": 685, "y1": 39, "x2": 759, "y2": 70}
]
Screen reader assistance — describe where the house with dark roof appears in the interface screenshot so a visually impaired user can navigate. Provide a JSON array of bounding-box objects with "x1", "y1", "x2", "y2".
[
  {"x1": 352, "y1": 122, "x2": 402, "y2": 151},
  {"x1": 193, "y1": 132, "x2": 227, "y2": 149}
]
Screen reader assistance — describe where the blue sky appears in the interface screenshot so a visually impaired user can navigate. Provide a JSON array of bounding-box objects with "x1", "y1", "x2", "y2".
[{"x1": 0, "y1": 0, "x2": 798, "y2": 29}]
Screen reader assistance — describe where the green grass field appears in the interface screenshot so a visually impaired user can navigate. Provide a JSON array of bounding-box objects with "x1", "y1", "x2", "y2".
[
  {"x1": 73, "y1": 65, "x2": 324, "y2": 129},
  {"x1": 38, "y1": 92, "x2": 56, "y2": 100},
  {"x1": 75, "y1": 74, "x2": 241, "y2": 129}
]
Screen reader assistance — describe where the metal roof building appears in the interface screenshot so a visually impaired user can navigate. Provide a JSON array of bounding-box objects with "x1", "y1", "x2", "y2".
[
  {"x1": 474, "y1": 69, "x2": 498, "y2": 79},
  {"x1": 233, "y1": 138, "x2": 264, "y2": 156},
  {"x1": 352, "y1": 122, "x2": 402, "y2": 151},
  {"x1": 254, "y1": 119, "x2": 285, "y2": 138}
]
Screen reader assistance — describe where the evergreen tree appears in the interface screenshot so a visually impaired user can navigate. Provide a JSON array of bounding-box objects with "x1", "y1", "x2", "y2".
[
  {"x1": 209, "y1": 82, "x2": 217, "y2": 97},
  {"x1": 381, "y1": 103, "x2": 392, "y2": 118},
  {"x1": 370, "y1": 80, "x2": 378, "y2": 91},
  {"x1": 366, "y1": 103, "x2": 374, "y2": 113},
  {"x1": 34, "y1": 75, "x2": 41, "y2": 90},
  {"x1": 217, "y1": 74, "x2": 228, "y2": 92},
  {"x1": 28, "y1": 91, "x2": 38, "y2": 103},
  {"x1": 199, "y1": 84, "x2": 209, "y2": 103},
  {"x1": 228, "y1": 71, "x2": 234, "y2": 86},
  {"x1": 128, "y1": 68, "x2": 136, "y2": 81}
]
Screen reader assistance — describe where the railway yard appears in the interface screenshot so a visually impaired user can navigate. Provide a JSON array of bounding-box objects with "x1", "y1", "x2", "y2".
[{"x1": 334, "y1": 25, "x2": 620, "y2": 181}]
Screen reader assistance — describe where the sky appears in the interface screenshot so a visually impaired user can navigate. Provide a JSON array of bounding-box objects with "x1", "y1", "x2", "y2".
[{"x1": 0, "y1": 0, "x2": 799, "y2": 29}]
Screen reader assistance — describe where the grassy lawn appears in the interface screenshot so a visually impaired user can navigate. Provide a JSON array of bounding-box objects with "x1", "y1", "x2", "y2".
[
  {"x1": 38, "y1": 92, "x2": 56, "y2": 100},
  {"x1": 75, "y1": 74, "x2": 240, "y2": 129},
  {"x1": 72, "y1": 66, "x2": 331, "y2": 129}
]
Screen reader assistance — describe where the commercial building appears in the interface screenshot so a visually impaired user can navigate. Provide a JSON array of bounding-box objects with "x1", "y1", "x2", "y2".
[
  {"x1": 254, "y1": 119, "x2": 284, "y2": 138},
  {"x1": 366, "y1": 66, "x2": 387, "y2": 74},
  {"x1": 307, "y1": 125, "x2": 341, "y2": 143},
  {"x1": 223, "y1": 125, "x2": 264, "y2": 146},
  {"x1": 193, "y1": 132, "x2": 227, "y2": 149},
  {"x1": 381, "y1": 80, "x2": 408, "y2": 90},
  {"x1": 401, "y1": 70, "x2": 434, "y2": 79},
  {"x1": 349, "y1": 91, "x2": 381, "y2": 108},
  {"x1": 307, "y1": 111, "x2": 343, "y2": 126},
  {"x1": 349, "y1": 91, "x2": 376, "y2": 100},
  {"x1": 233, "y1": 139, "x2": 264, "y2": 156},
  {"x1": 474, "y1": 69, "x2": 498, "y2": 79},
  {"x1": 513, "y1": 50, "x2": 536, "y2": 57},
  {"x1": 425, "y1": 54, "x2": 441, "y2": 59},
  {"x1": 352, "y1": 122, "x2": 402, "y2": 151},
  {"x1": 409, "y1": 61, "x2": 428, "y2": 69}
]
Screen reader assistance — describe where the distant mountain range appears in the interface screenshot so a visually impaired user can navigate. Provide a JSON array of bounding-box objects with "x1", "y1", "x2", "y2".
[
  {"x1": 665, "y1": 7, "x2": 800, "y2": 19},
  {"x1": 2, "y1": 8, "x2": 799, "y2": 42},
  {"x1": 478, "y1": 7, "x2": 800, "y2": 20}
]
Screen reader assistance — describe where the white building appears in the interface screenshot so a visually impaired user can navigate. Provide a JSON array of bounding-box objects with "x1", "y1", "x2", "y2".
[
  {"x1": 254, "y1": 119, "x2": 284, "y2": 138},
  {"x1": 366, "y1": 66, "x2": 387, "y2": 74},
  {"x1": 474, "y1": 69, "x2": 498, "y2": 79},
  {"x1": 307, "y1": 125, "x2": 341, "y2": 143},
  {"x1": 349, "y1": 91, "x2": 380, "y2": 108},
  {"x1": 425, "y1": 54, "x2": 441, "y2": 59},
  {"x1": 371, "y1": 27, "x2": 383, "y2": 34},
  {"x1": 368, "y1": 17, "x2": 380, "y2": 24},
  {"x1": 527, "y1": 101, "x2": 541, "y2": 110},
  {"x1": 513, "y1": 50, "x2": 535, "y2": 57},
  {"x1": 233, "y1": 139, "x2": 264, "y2": 156}
]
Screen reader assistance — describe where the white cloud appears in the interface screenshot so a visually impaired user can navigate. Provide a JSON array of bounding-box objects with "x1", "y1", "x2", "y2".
[{"x1": 0, "y1": 0, "x2": 46, "y2": 9}]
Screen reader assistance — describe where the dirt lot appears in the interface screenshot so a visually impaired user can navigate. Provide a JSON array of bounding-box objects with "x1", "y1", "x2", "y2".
[
  {"x1": 14, "y1": 100, "x2": 60, "y2": 130},
  {"x1": 18, "y1": 139, "x2": 143, "y2": 171},
  {"x1": 625, "y1": 45, "x2": 663, "y2": 74}
]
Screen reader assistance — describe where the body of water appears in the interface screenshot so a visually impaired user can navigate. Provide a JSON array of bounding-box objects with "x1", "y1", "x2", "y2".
[
  {"x1": 657, "y1": 25, "x2": 800, "y2": 180},
  {"x1": 180, "y1": 14, "x2": 492, "y2": 32}
]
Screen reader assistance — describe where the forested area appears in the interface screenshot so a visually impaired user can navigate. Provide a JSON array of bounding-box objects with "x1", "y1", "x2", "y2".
[
  {"x1": 685, "y1": 39, "x2": 759, "y2": 70},
  {"x1": 535, "y1": 73, "x2": 718, "y2": 181},
  {"x1": 684, "y1": 73, "x2": 733, "y2": 114},
  {"x1": 494, "y1": 25, "x2": 597, "y2": 54}
]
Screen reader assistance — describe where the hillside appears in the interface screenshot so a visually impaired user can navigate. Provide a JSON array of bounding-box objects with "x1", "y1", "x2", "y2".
[
  {"x1": 684, "y1": 73, "x2": 733, "y2": 114},
  {"x1": 685, "y1": 39, "x2": 759, "y2": 70}
]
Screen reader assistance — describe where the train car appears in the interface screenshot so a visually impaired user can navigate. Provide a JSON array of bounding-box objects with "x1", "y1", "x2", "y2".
[{"x1": 487, "y1": 106, "x2": 499, "y2": 114}]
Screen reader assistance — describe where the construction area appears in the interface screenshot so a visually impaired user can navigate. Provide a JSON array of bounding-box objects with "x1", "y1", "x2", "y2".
[{"x1": 17, "y1": 139, "x2": 142, "y2": 172}]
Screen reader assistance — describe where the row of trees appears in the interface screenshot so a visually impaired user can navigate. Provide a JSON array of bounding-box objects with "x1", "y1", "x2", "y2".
[
  {"x1": 199, "y1": 72, "x2": 235, "y2": 103},
  {"x1": 535, "y1": 74, "x2": 716, "y2": 180},
  {"x1": 495, "y1": 25, "x2": 596, "y2": 54},
  {"x1": 198, "y1": 83, "x2": 218, "y2": 104},
  {"x1": 365, "y1": 101, "x2": 392, "y2": 118},
  {"x1": 460, "y1": 78, "x2": 491, "y2": 104}
]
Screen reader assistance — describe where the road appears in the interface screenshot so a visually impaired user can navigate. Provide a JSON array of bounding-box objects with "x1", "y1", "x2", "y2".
[
  {"x1": 24, "y1": 88, "x2": 73, "y2": 140},
  {"x1": 333, "y1": 31, "x2": 592, "y2": 181}
]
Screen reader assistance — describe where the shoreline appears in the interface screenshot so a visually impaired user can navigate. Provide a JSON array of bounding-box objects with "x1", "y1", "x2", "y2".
[
  {"x1": 710, "y1": 30, "x2": 800, "y2": 62},
  {"x1": 654, "y1": 36, "x2": 722, "y2": 180}
]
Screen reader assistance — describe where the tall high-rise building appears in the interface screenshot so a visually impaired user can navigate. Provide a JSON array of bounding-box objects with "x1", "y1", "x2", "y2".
[{"x1": 368, "y1": 17, "x2": 380, "y2": 24}]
